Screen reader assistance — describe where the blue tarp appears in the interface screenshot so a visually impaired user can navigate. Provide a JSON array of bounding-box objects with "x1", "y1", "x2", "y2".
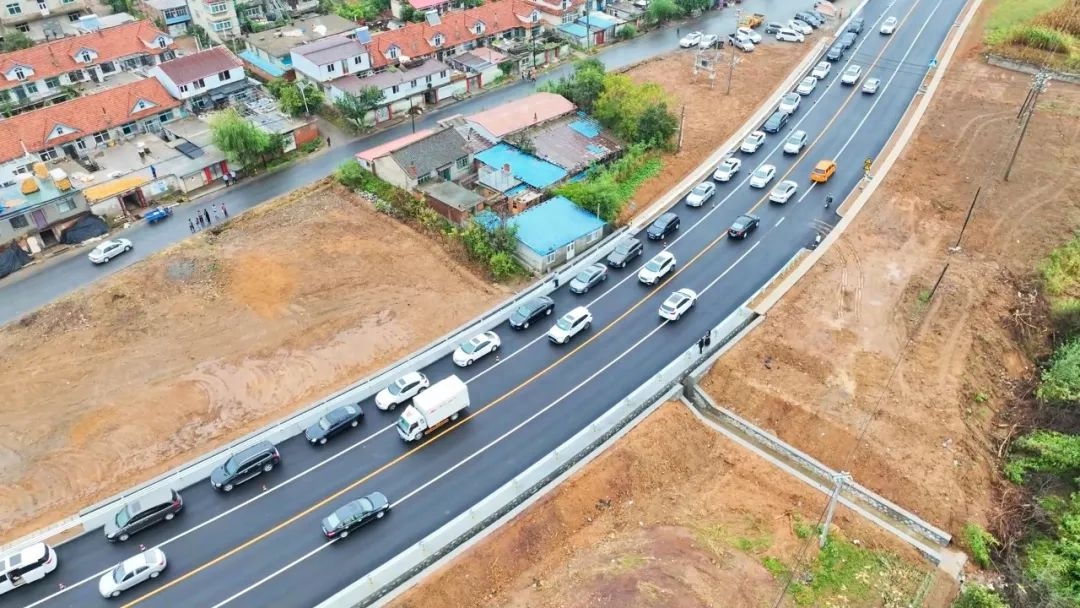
[
  {"x1": 239, "y1": 51, "x2": 285, "y2": 78},
  {"x1": 508, "y1": 196, "x2": 605, "y2": 256},
  {"x1": 475, "y1": 144, "x2": 567, "y2": 190},
  {"x1": 570, "y1": 118, "x2": 602, "y2": 138}
]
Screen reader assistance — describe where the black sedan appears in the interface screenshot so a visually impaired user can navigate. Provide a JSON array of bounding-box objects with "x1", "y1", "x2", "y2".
[
  {"x1": 728, "y1": 214, "x2": 761, "y2": 239},
  {"x1": 321, "y1": 492, "x2": 390, "y2": 539},
  {"x1": 305, "y1": 404, "x2": 364, "y2": 445},
  {"x1": 606, "y1": 237, "x2": 643, "y2": 268},
  {"x1": 508, "y1": 296, "x2": 555, "y2": 330}
]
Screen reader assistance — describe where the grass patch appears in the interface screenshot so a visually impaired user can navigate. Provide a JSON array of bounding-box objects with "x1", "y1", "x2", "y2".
[
  {"x1": 1041, "y1": 233, "x2": 1080, "y2": 297},
  {"x1": 615, "y1": 554, "x2": 648, "y2": 570},
  {"x1": 694, "y1": 522, "x2": 772, "y2": 557},
  {"x1": 962, "y1": 522, "x2": 999, "y2": 568},
  {"x1": 985, "y1": 0, "x2": 1080, "y2": 71},
  {"x1": 762, "y1": 555, "x2": 789, "y2": 578},
  {"x1": 554, "y1": 144, "x2": 663, "y2": 223},
  {"x1": 985, "y1": 0, "x2": 1067, "y2": 44},
  {"x1": 792, "y1": 515, "x2": 816, "y2": 540},
  {"x1": 790, "y1": 536, "x2": 925, "y2": 606}
]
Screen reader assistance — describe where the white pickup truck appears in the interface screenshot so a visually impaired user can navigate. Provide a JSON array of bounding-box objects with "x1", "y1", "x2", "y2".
[{"x1": 396, "y1": 375, "x2": 470, "y2": 442}]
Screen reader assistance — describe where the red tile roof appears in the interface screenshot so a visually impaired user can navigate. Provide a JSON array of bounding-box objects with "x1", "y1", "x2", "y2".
[
  {"x1": 0, "y1": 78, "x2": 181, "y2": 162},
  {"x1": 0, "y1": 20, "x2": 174, "y2": 93},
  {"x1": 369, "y1": 0, "x2": 538, "y2": 68},
  {"x1": 155, "y1": 47, "x2": 243, "y2": 86},
  {"x1": 467, "y1": 91, "x2": 575, "y2": 138}
]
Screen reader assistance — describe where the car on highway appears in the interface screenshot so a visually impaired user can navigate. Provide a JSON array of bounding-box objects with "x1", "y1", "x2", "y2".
[
  {"x1": 104, "y1": 487, "x2": 183, "y2": 542},
  {"x1": 740, "y1": 130, "x2": 766, "y2": 153},
  {"x1": 547, "y1": 306, "x2": 592, "y2": 344},
  {"x1": 321, "y1": 492, "x2": 390, "y2": 539},
  {"x1": 862, "y1": 77, "x2": 881, "y2": 94},
  {"x1": 646, "y1": 212, "x2": 680, "y2": 240},
  {"x1": 762, "y1": 110, "x2": 788, "y2": 133},
  {"x1": 811, "y1": 61, "x2": 831, "y2": 79},
  {"x1": 507, "y1": 296, "x2": 555, "y2": 329},
  {"x1": 659, "y1": 288, "x2": 698, "y2": 321},
  {"x1": 749, "y1": 164, "x2": 777, "y2": 188},
  {"x1": 840, "y1": 64, "x2": 862, "y2": 85},
  {"x1": 728, "y1": 214, "x2": 760, "y2": 239},
  {"x1": 796, "y1": 76, "x2": 818, "y2": 95},
  {"x1": 713, "y1": 157, "x2": 742, "y2": 182},
  {"x1": 376, "y1": 371, "x2": 430, "y2": 410},
  {"x1": 210, "y1": 440, "x2": 281, "y2": 492},
  {"x1": 764, "y1": 21, "x2": 784, "y2": 34},
  {"x1": 880, "y1": 16, "x2": 898, "y2": 34},
  {"x1": 679, "y1": 31, "x2": 702, "y2": 47},
  {"x1": 811, "y1": 159, "x2": 837, "y2": 183},
  {"x1": 569, "y1": 263, "x2": 608, "y2": 294},
  {"x1": 783, "y1": 130, "x2": 808, "y2": 155},
  {"x1": 728, "y1": 34, "x2": 754, "y2": 52},
  {"x1": 768, "y1": 180, "x2": 799, "y2": 204},
  {"x1": 98, "y1": 548, "x2": 166, "y2": 598},
  {"x1": 88, "y1": 238, "x2": 132, "y2": 264},
  {"x1": 778, "y1": 92, "x2": 801, "y2": 114},
  {"x1": 776, "y1": 28, "x2": 804, "y2": 43},
  {"x1": 788, "y1": 19, "x2": 812, "y2": 35},
  {"x1": 638, "y1": 251, "x2": 676, "y2": 286},
  {"x1": 700, "y1": 33, "x2": 720, "y2": 48},
  {"x1": 452, "y1": 330, "x2": 501, "y2": 366},
  {"x1": 825, "y1": 44, "x2": 844, "y2": 61},
  {"x1": 685, "y1": 181, "x2": 716, "y2": 207},
  {"x1": 0, "y1": 542, "x2": 57, "y2": 596},
  {"x1": 847, "y1": 16, "x2": 865, "y2": 34},
  {"x1": 305, "y1": 404, "x2": 364, "y2": 445},
  {"x1": 736, "y1": 26, "x2": 762, "y2": 43},
  {"x1": 837, "y1": 31, "x2": 856, "y2": 50},
  {"x1": 606, "y1": 238, "x2": 643, "y2": 268}
]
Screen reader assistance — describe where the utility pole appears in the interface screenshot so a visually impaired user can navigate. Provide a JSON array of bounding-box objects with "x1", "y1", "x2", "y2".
[
  {"x1": 676, "y1": 104, "x2": 686, "y2": 152},
  {"x1": 819, "y1": 471, "x2": 853, "y2": 548},
  {"x1": 1005, "y1": 71, "x2": 1049, "y2": 182}
]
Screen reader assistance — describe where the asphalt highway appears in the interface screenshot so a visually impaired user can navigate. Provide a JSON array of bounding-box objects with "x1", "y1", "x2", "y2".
[{"x1": 1, "y1": 0, "x2": 967, "y2": 605}]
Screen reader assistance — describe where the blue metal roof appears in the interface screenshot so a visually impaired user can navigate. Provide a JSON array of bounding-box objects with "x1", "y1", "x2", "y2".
[
  {"x1": 558, "y1": 22, "x2": 590, "y2": 38},
  {"x1": 583, "y1": 11, "x2": 620, "y2": 29},
  {"x1": 475, "y1": 143, "x2": 567, "y2": 190},
  {"x1": 570, "y1": 117, "x2": 601, "y2": 138},
  {"x1": 239, "y1": 51, "x2": 285, "y2": 77},
  {"x1": 509, "y1": 196, "x2": 605, "y2": 256}
]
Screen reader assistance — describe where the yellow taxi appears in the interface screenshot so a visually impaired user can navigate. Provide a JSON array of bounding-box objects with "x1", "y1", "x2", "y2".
[{"x1": 810, "y1": 160, "x2": 837, "y2": 183}]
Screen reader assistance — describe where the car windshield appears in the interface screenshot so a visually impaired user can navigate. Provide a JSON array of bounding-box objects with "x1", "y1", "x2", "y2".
[
  {"x1": 645, "y1": 259, "x2": 665, "y2": 272},
  {"x1": 357, "y1": 497, "x2": 374, "y2": 513},
  {"x1": 692, "y1": 185, "x2": 709, "y2": 195},
  {"x1": 575, "y1": 270, "x2": 593, "y2": 282},
  {"x1": 223, "y1": 456, "x2": 240, "y2": 475},
  {"x1": 614, "y1": 244, "x2": 632, "y2": 255},
  {"x1": 318, "y1": 416, "x2": 332, "y2": 431},
  {"x1": 754, "y1": 168, "x2": 770, "y2": 177},
  {"x1": 325, "y1": 511, "x2": 342, "y2": 530},
  {"x1": 388, "y1": 378, "x2": 407, "y2": 395},
  {"x1": 734, "y1": 218, "x2": 748, "y2": 228},
  {"x1": 556, "y1": 316, "x2": 575, "y2": 330},
  {"x1": 722, "y1": 160, "x2": 735, "y2": 170},
  {"x1": 461, "y1": 339, "x2": 481, "y2": 354},
  {"x1": 784, "y1": 94, "x2": 797, "y2": 103},
  {"x1": 115, "y1": 503, "x2": 136, "y2": 527},
  {"x1": 112, "y1": 563, "x2": 130, "y2": 584}
]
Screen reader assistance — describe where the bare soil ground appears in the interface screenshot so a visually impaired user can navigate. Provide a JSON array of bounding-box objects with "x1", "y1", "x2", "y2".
[
  {"x1": 699, "y1": 12, "x2": 1080, "y2": 538},
  {"x1": 390, "y1": 403, "x2": 937, "y2": 608},
  {"x1": 0, "y1": 180, "x2": 512, "y2": 542}
]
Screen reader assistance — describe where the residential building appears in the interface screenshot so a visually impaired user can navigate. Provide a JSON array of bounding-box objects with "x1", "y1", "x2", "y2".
[
  {"x1": 518, "y1": 113, "x2": 620, "y2": 174},
  {"x1": 0, "y1": 77, "x2": 182, "y2": 166},
  {"x1": 523, "y1": 0, "x2": 585, "y2": 27},
  {"x1": 444, "y1": 46, "x2": 507, "y2": 86},
  {"x1": 72, "y1": 12, "x2": 135, "y2": 33},
  {"x1": 557, "y1": 10, "x2": 622, "y2": 46},
  {"x1": 0, "y1": 19, "x2": 176, "y2": 115},
  {"x1": 389, "y1": 0, "x2": 452, "y2": 20},
  {"x1": 355, "y1": 128, "x2": 433, "y2": 171},
  {"x1": 149, "y1": 46, "x2": 249, "y2": 111},
  {"x1": 0, "y1": 0, "x2": 89, "y2": 42},
  {"x1": 506, "y1": 195, "x2": 605, "y2": 272},
  {"x1": 475, "y1": 141, "x2": 566, "y2": 199},
  {"x1": 241, "y1": 14, "x2": 355, "y2": 80},
  {"x1": 240, "y1": 0, "x2": 319, "y2": 23},
  {"x1": 328, "y1": 58, "x2": 453, "y2": 123},
  {"x1": 143, "y1": 0, "x2": 191, "y2": 36},
  {"x1": 367, "y1": 125, "x2": 473, "y2": 191},
  {"x1": 188, "y1": 0, "x2": 239, "y2": 44},
  {"x1": 465, "y1": 91, "x2": 574, "y2": 140},
  {"x1": 0, "y1": 164, "x2": 89, "y2": 251},
  {"x1": 418, "y1": 180, "x2": 484, "y2": 224},
  {"x1": 289, "y1": 26, "x2": 372, "y2": 85}
]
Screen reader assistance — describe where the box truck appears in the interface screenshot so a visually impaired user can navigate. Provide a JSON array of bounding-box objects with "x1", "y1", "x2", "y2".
[{"x1": 396, "y1": 375, "x2": 469, "y2": 442}]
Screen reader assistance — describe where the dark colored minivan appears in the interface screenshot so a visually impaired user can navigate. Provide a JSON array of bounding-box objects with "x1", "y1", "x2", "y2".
[
  {"x1": 104, "y1": 488, "x2": 183, "y2": 542},
  {"x1": 646, "y1": 213, "x2": 680, "y2": 240},
  {"x1": 210, "y1": 440, "x2": 281, "y2": 493}
]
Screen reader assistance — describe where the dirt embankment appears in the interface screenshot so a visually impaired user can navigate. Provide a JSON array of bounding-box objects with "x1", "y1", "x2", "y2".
[{"x1": 0, "y1": 180, "x2": 512, "y2": 541}]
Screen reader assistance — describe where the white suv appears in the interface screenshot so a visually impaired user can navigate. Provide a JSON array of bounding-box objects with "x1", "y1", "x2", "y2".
[
  {"x1": 548, "y1": 307, "x2": 592, "y2": 344},
  {"x1": 638, "y1": 251, "x2": 676, "y2": 286}
]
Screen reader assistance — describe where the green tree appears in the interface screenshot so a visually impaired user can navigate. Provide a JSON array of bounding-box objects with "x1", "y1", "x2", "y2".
[
  {"x1": 593, "y1": 74, "x2": 669, "y2": 145},
  {"x1": 267, "y1": 79, "x2": 324, "y2": 116},
  {"x1": 545, "y1": 58, "x2": 606, "y2": 112},
  {"x1": 636, "y1": 101, "x2": 679, "y2": 149},
  {"x1": 209, "y1": 109, "x2": 284, "y2": 169},
  {"x1": 674, "y1": 0, "x2": 708, "y2": 15},
  {"x1": 952, "y1": 585, "x2": 1008, "y2": 608},
  {"x1": 646, "y1": 0, "x2": 680, "y2": 24},
  {"x1": 1038, "y1": 338, "x2": 1080, "y2": 404},
  {"x1": 1, "y1": 31, "x2": 34, "y2": 52},
  {"x1": 334, "y1": 87, "x2": 385, "y2": 131}
]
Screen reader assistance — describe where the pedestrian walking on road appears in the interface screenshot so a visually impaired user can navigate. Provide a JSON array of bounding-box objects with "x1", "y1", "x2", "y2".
[
  {"x1": 212, "y1": 206, "x2": 221, "y2": 222},
  {"x1": 196, "y1": 214, "x2": 204, "y2": 229},
  {"x1": 326, "y1": 136, "x2": 331, "y2": 147},
  {"x1": 221, "y1": 202, "x2": 228, "y2": 218},
  {"x1": 702, "y1": 332, "x2": 712, "y2": 349},
  {"x1": 697, "y1": 336, "x2": 705, "y2": 354},
  {"x1": 203, "y1": 209, "x2": 211, "y2": 225},
  {"x1": 188, "y1": 218, "x2": 195, "y2": 233}
]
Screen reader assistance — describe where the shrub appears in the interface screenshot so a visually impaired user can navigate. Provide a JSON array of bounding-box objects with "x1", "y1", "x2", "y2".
[
  {"x1": 1008, "y1": 24, "x2": 1071, "y2": 52},
  {"x1": 1037, "y1": 338, "x2": 1080, "y2": 404},
  {"x1": 1005, "y1": 429, "x2": 1080, "y2": 483},
  {"x1": 952, "y1": 585, "x2": 1008, "y2": 608},
  {"x1": 616, "y1": 24, "x2": 636, "y2": 40},
  {"x1": 962, "y1": 523, "x2": 999, "y2": 568}
]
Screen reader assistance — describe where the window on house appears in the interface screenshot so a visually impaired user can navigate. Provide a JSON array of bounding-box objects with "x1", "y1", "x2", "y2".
[
  {"x1": 68, "y1": 70, "x2": 84, "y2": 82},
  {"x1": 432, "y1": 34, "x2": 444, "y2": 46},
  {"x1": 426, "y1": 75, "x2": 432, "y2": 83},
  {"x1": 546, "y1": 252, "x2": 556, "y2": 264},
  {"x1": 192, "y1": 78, "x2": 205, "y2": 88},
  {"x1": 55, "y1": 198, "x2": 77, "y2": 213},
  {"x1": 179, "y1": 84, "x2": 189, "y2": 93},
  {"x1": 5, "y1": 3, "x2": 21, "y2": 15},
  {"x1": 121, "y1": 122, "x2": 136, "y2": 135},
  {"x1": 76, "y1": 140, "x2": 86, "y2": 150},
  {"x1": 473, "y1": 23, "x2": 482, "y2": 34},
  {"x1": 388, "y1": 47, "x2": 399, "y2": 59},
  {"x1": 38, "y1": 149, "x2": 58, "y2": 161},
  {"x1": 37, "y1": 1, "x2": 46, "y2": 10},
  {"x1": 326, "y1": 63, "x2": 336, "y2": 73},
  {"x1": 352, "y1": 56, "x2": 362, "y2": 65},
  {"x1": 158, "y1": 38, "x2": 167, "y2": 48},
  {"x1": 390, "y1": 85, "x2": 398, "y2": 94},
  {"x1": 67, "y1": 10, "x2": 80, "y2": 19},
  {"x1": 16, "y1": 23, "x2": 29, "y2": 32},
  {"x1": 208, "y1": 2, "x2": 227, "y2": 13},
  {"x1": 456, "y1": 157, "x2": 468, "y2": 169},
  {"x1": 440, "y1": 70, "x2": 447, "y2": 78},
  {"x1": 45, "y1": 77, "x2": 60, "y2": 89},
  {"x1": 212, "y1": 20, "x2": 233, "y2": 31},
  {"x1": 159, "y1": 111, "x2": 173, "y2": 122},
  {"x1": 217, "y1": 70, "x2": 230, "y2": 81},
  {"x1": 8, "y1": 215, "x2": 28, "y2": 230},
  {"x1": 13, "y1": 68, "x2": 25, "y2": 80},
  {"x1": 93, "y1": 131, "x2": 111, "y2": 144},
  {"x1": 80, "y1": 51, "x2": 91, "y2": 62},
  {"x1": 24, "y1": 82, "x2": 37, "y2": 94}
]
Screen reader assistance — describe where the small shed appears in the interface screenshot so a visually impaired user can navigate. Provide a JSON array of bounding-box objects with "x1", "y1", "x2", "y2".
[
  {"x1": 419, "y1": 181, "x2": 484, "y2": 225},
  {"x1": 507, "y1": 196, "x2": 606, "y2": 272}
]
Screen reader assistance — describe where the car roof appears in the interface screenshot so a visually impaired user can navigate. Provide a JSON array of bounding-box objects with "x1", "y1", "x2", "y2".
[
  {"x1": 652, "y1": 250, "x2": 675, "y2": 261},
  {"x1": 124, "y1": 487, "x2": 176, "y2": 509},
  {"x1": 566, "y1": 306, "x2": 590, "y2": 318},
  {"x1": 237, "y1": 440, "x2": 276, "y2": 460},
  {"x1": 815, "y1": 159, "x2": 835, "y2": 168}
]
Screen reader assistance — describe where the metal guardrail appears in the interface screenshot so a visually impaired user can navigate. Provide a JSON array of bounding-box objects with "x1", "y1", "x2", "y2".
[{"x1": 318, "y1": 308, "x2": 759, "y2": 608}]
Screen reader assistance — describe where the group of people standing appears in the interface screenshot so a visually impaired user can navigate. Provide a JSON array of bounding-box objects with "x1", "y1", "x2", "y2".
[{"x1": 188, "y1": 202, "x2": 229, "y2": 233}]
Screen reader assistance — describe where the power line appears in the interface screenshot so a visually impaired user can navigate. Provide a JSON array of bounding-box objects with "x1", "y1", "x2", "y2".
[{"x1": 1005, "y1": 71, "x2": 1050, "y2": 182}]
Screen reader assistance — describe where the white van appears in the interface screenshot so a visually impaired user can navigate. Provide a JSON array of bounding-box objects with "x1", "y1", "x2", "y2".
[{"x1": 0, "y1": 543, "x2": 58, "y2": 596}]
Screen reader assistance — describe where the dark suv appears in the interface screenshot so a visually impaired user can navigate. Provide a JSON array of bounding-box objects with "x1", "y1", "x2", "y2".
[
  {"x1": 825, "y1": 44, "x2": 844, "y2": 61},
  {"x1": 838, "y1": 32, "x2": 857, "y2": 50},
  {"x1": 763, "y1": 111, "x2": 789, "y2": 133},
  {"x1": 210, "y1": 441, "x2": 281, "y2": 492},
  {"x1": 847, "y1": 17, "x2": 864, "y2": 34},
  {"x1": 104, "y1": 487, "x2": 183, "y2": 542},
  {"x1": 606, "y1": 237, "x2": 643, "y2": 268},
  {"x1": 646, "y1": 213, "x2": 680, "y2": 240}
]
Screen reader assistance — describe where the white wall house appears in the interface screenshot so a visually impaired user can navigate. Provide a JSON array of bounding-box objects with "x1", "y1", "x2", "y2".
[
  {"x1": 149, "y1": 46, "x2": 248, "y2": 110},
  {"x1": 187, "y1": 0, "x2": 240, "y2": 43},
  {"x1": 0, "y1": 0, "x2": 89, "y2": 41},
  {"x1": 290, "y1": 28, "x2": 373, "y2": 86}
]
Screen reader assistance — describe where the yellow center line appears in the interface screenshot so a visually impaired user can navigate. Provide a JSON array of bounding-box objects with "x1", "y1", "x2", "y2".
[{"x1": 124, "y1": 10, "x2": 926, "y2": 605}]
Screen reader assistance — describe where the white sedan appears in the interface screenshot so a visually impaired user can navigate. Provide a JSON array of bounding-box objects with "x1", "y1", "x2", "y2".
[
  {"x1": 679, "y1": 31, "x2": 703, "y2": 47},
  {"x1": 374, "y1": 371, "x2": 430, "y2": 411},
  {"x1": 776, "y1": 28, "x2": 805, "y2": 43},
  {"x1": 548, "y1": 306, "x2": 592, "y2": 344},
  {"x1": 740, "y1": 130, "x2": 766, "y2": 153},
  {"x1": 736, "y1": 26, "x2": 762, "y2": 44},
  {"x1": 880, "y1": 16, "x2": 898, "y2": 34},
  {"x1": 685, "y1": 182, "x2": 716, "y2": 207},
  {"x1": 749, "y1": 164, "x2": 777, "y2": 188},
  {"x1": 638, "y1": 251, "x2": 676, "y2": 286},
  {"x1": 88, "y1": 238, "x2": 133, "y2": 264},
  {"x1": 452, "y1": 331, "x2": 500, "y2": 367},
  {"x1": 811, "y1": 61, "x2": 831, "y2": 79},
  {"x1": 796, "y1": 76, "x2": 818, "y2": 96},
  {"x1": 713, "y1": 157, "x2": 742, "y2": 182},
  {"x1": 98, "y1": 548, "x2": 167, "y2": 598},
  {"x1": 778, "y1": 92, "x2": 801, "y2": 114},
  {"x1": 659, "y1": 288, "x2": 698, "y2": 321},
  {"x1": 788, "y1": 19, "x2": 812, "y2": 35},
  {"x1": 769, "y1": 180, "x2": 799, "y2": 203}
]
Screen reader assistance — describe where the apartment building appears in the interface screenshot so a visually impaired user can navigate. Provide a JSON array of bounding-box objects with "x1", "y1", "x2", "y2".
[
  {"x1": 149, "y1": 46, "x2": 248, "y2": 111},
  {"x1": 143, "y1": 0, "x2": 191, "y2": 36},
  {"x1": 187, "y1": 0, "x2": 239, "y2": 44},
  {"x1": 0, "y1": 0, "x2": 89, "y2": 41}
]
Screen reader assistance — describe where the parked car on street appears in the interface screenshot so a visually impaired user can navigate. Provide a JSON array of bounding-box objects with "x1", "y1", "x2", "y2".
[
  {"x1": 104, "y1": 488, "x2": 183, "y2": 542},
  {"x1": 749, "y1": 164, "x2": 777, "y2": 188},
  {"x1": 679, "y1": 31, "x2": 703, "y2": 47},
  {"x1": 728, "y1": 214, "x2": 760, "y2": 239},
  {"x1": 796, "y1": 76, "x2": 818, "y2": 96},
  {"x1": 685, "y1": 181, "x2": 716, "y2": 207},
  {"x1": 507, "y1": 296, "x2": 555, "y2": 329},
  {"x1": 547, "y1": 306, "x2": 592, "y2": 344},
  {"x1": 606, "y1": 238, "x2": 643, "y2": 268},
  {"x1": 713, "y1": 157, "x2": 742, "y2": 181},
  {"x1": 646, "y1": 212, "x2": 680, "y2": 240},
  {"x1": 811, "y1": 61, "x2": 831, "y2": 79},
  {"x1": 728, "y1": 34, "x2": 755, "y2": 52},
  {"x1": 794, "y1": 10, "x2": 822, "y2": 26},
  {"x1": 764, "y1": 21, "x2": 784, "y2": 34},
  {"x1": 569, "y1": 263, "x2": 608, "y2": 294},
  {"x1": 776, "y1": 28, "x2": 804, "y2": 43},
  {"x1": 638, "y1": 251, "x2": 676, "y2": 286},
  {"x1": 98, "y1": 548, "x2": 166, "y2": 598},
  {"x1": 376, "y1": 371, "x2": 430, "y2": 410},
  {"x1": 88, "y1": 238, "x2": 132, "y2": 264},
  {"x1": 847, "y1": 16, "x2": 865, "y2": 34},
  {"x1": 321, "y1": 492, "x2": 390, "y2": 539},
  {"x1": 769, "y1": 180, "x2": 799, "y2": 204},
  {"x1": 0, "y1": 543, "x2": 57, "y2": 596},
  {"x1": 740, "y1": 130, "x2": 766, "y2": 153},
  {"x1": 305, "y1": 404, "x2": 364, "y2": 445},
  {"x1": 452, "y1": 331, "x2": 501, "y2": 366},
  {"x1": 788, "y1": 19, "x2": 812, "y2": 35},
  {"x1": 736, "y1": 26, "x2": 762, "y2": 43}
]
